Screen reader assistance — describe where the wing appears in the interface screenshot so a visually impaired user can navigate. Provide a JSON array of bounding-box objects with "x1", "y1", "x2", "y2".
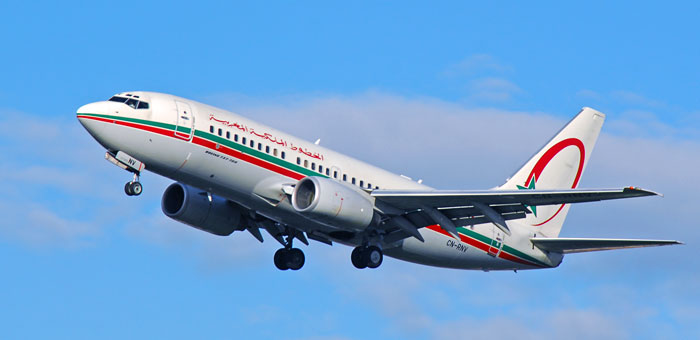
[
  {"x1": 372, "y1": 187, "x2": 659, "y2": 242},
  {"x1": 530, "y1": 238, "x2": 682, "y2": 254},
  {"x1": 372, "y1": 187, "x2": 659, "y2": 208}
]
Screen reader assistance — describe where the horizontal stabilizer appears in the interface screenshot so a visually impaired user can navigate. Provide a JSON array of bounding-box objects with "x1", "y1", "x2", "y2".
[{"x1": 530, "y1": 237, "x2": 682, "y2": 254}]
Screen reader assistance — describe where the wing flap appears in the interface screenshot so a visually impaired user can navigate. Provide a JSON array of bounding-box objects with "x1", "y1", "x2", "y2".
[{"x1": 530, "y1": 238, "x2": 682, "y2": 254}]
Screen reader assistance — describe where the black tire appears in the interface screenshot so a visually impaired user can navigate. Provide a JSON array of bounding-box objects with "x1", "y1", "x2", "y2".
[
  {"x1": 124, "y1": 182, "x2": 134, "y2": 196},
  {"x1": 130, "y1": 182, "x2": 143, "y2": 196},
  {"x1": 287, "y1": 248, "x2": 305, "y2": 270},
  {"x1": 365, "y1": 246, "x2": 383, "y2": 269},
  {"x1": 274, "y1": 249, "x2": 289, "y2": 270},
  {"x1": 351, "y1": 247, "x2": 367, "y2": 269}
]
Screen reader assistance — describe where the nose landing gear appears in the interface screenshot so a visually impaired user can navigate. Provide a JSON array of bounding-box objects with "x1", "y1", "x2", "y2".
[
  {"x1": 124, "y1": 173, "x2": 143, "y2": 196},
  {"x1": 105, "y1": 151, "x2": 146, "y2": 197}
]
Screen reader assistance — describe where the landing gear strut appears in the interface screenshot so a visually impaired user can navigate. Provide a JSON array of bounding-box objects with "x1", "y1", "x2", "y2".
[
  {"x1": 124, "y1": 172, "x2": 143, "y2": 196},
  {"x1": 351, "y1": 245, "x2": 383, "y2": 269},
  {"x1": 274, "y1": 232, "x2": 305, "y2": 271}
]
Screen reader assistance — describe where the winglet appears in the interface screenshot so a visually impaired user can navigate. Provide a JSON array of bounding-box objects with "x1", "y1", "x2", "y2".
[{"x1": 624, "y1": 186, "x2": 663, "y2": 198}]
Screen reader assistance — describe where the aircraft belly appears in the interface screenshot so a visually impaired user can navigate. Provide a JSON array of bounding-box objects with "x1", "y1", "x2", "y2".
[
  {"x1": 143, "y1": 132, "x2": 342, "y2": 236},
  {"x1": 385, "y1": 227, "x2": 545, "y2": 270}
]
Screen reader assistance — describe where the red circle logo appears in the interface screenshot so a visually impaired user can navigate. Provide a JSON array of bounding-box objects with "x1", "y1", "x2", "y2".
[{"x1": 525, "y1": 138, "x2": 585, "y2": 226}]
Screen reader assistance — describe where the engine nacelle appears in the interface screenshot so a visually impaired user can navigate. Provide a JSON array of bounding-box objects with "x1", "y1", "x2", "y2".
[
  {"x1": 291, "y1": 176, "x2": 376, "y2": 230},
  {"x1": 161, "y1": 182, "x2": 243, "y2": 236}
]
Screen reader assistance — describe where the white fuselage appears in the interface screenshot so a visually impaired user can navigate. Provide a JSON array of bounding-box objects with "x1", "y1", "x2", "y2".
[{"x1": 77, "y1": 91, "x2": 561, "y2": 271}]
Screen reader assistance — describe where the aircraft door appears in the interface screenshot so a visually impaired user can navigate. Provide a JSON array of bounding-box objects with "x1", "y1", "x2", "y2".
[
  {"x1": 174, "y1": 101, "x2": 195, "y2": 141},
  {"x1": 487, "y1": 228, "x2": 504, "y2": 257}
]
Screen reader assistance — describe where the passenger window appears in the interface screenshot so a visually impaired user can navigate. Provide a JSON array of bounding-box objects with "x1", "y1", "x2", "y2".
[
  {"x1": 218, "y1": 128, "x2": 222, "y2": 136},
  {"x1": 296, "y1": 157, "x2": 301, "y2": 165},
  {"x1": 318, "y1": 165, "x2": 323, "y2": 173},
  {"x1": 334, "y1": 171, "x2": 338, "y2": 179},
  {"x1": 281, "y1": 151, "x2": 286, "y2": 159},
  {"x1": 125, "y1": 98, "x2": 138, "y2": 109},
  {"x1": 242, "y1": 137, "x2": 247, "y2": 144},
  {"x1": 250, "y1": 140, "x2": 255, "y2": 148},
  {"x1": 137, "y1": 101, "x2": 149, "y2": 109},
  {"x1": 343, "y1": 174, "x2": 347, "y2": 181},
  {"x1": 257, "y1": 143, "x2": 262, "y2": 151},
  {"x1": 360, "y1": 180, "x2": 364, "y2": 187},
  {"x1": 266, "y1": 146, "x2": 270, "y2": 153},
  {"x1": 352, "y1": 177, "x2": 356, "y2": 185},
  {"x1": 209, "y1": 126, "x2": 214, "y2": 133},
  {"x1": 367, "y1": 183, "x2": 372, "y2": 189},
  {"x1": 325, "y1": 168, "x2": 330, "y2": 176},
  {"x1": 311, "y1": 163, "x2": 316, "y2": 171},
  {"x1": 234, "y1": 134, "x2": 239, "y2": 142},
  {"x1": 304, "y1": 160, "x2": 309, "y2": 168},
  {"x1": 226, "y1": 131, "x2": 230, "y2": 139},
  {"x1": 273, "y1": 149, "x2": 278, "y2": 157}
]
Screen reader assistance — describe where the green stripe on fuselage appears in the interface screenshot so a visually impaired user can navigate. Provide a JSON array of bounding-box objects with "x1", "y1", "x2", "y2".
[
  {"x1": 80, "y1": 113, "x2": 325, "y2": 179},
  {"x1": 194, "y1": 129, "x2": 326, "y2": 178},
  {"x1": 457, "y1": 226, "x2": 549, "y2": 267}
]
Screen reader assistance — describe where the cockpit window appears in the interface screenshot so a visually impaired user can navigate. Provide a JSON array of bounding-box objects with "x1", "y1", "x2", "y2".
[
  {"x1": 108, "y1": 95, "x2": 150, "y2": 109},
  {"x1": 109, "y1": 96, "x2": 128, "y2": 103},
  {"x1": 125, "y1": 98, "x2": 139, "y2": 109}
]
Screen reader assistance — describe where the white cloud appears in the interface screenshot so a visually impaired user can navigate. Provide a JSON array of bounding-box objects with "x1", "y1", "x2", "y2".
[
  {"x1": 0, "y1": 203, "x2": 100, "y2": 248},
  {"x1": 467, "y1": 77, "x2": 523, "y2": 102},
  {"x1": 442, "y1": 54, "x2": 512, "y2": 77},
  {"x1": 611, "y1": 90, "x2": 664, "y2": 108},
  {"x1": 575, "y1": 89, "x2": 602, "y2": 100}
]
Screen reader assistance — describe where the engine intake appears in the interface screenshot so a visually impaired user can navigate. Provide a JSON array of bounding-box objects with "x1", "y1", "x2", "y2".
[
  {"x1": 162, "y1": 182, "x2": 243, "y2": 236},
  {"x1": 292, "y1": 176, "x2": 376, "y2": 230}
]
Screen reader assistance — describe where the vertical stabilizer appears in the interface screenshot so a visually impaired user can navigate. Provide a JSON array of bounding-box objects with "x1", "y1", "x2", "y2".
[{"x1": 499, "y1": 107, "x2": 605, "y2": 237}]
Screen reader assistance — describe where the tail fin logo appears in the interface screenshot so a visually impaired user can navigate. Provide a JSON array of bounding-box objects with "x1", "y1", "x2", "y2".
[{"x1": 518, "y1": 137, "x2": 585, "y2": 226}]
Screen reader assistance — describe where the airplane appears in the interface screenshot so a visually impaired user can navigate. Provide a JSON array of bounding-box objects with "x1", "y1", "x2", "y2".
[{"x1": 76, "y1": 92, "x2": 681, "y2": 271}]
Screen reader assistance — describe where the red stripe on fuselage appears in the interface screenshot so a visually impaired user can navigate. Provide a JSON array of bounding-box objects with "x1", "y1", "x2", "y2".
[
  {"x1": 190, "y1": 136, "x2": 305, "y2": 180},
  {"x1": 425, "y1": 224, "x2": 540, "y2": 267},
  {"x1": 77, "y1": 115, "x2": 306, "y2": 180}
]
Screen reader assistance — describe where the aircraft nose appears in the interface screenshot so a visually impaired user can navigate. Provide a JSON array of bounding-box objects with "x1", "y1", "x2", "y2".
[
  {"x1": 77, "y1": 102, "x2": 101, "y2": 116},
  {"x1": 76, "y1": 101, "x2": 108, "y2": 137}
]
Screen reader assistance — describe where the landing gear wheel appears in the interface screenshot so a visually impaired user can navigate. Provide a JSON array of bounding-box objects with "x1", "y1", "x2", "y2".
[
  {"x1": 124, "y1": 182, "x2": 134, "y2": 196},
  {"x1": 274, "y1": 249, "x2": 289, "y2": 270},
  {"x1": 364, "y1": 246, "x2": 383, "y2": 269},
  {"x1": 274, "y1": 248, "x2": 305, "y2": 271},
  {"x1": 287, "y1": 248, "x2": 305, "y2": 271},
  {"x1": 124, "y1": 181, "x2": 142, "y2": 196},
  {"x1": 130, "y1": 181, "x2": 142, "y2": 196},
  {"x1": 351, "y1": 247, "x2": 367, "y2": 269}
]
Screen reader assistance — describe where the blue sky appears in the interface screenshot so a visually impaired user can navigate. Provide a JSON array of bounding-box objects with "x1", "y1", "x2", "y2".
[{"x1": 0, "y1": 1, "x2": 698, "y2": 339}]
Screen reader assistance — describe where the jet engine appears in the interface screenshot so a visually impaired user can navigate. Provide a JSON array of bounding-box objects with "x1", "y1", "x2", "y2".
[
  {"x1": 291, "y1": 176, "x2": 377, "y2": 230},
  {"x1": 161, "y1": 182, "x2": 243, "y2": 236}
]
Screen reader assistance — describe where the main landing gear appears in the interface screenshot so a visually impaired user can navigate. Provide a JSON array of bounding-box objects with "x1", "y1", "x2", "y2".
[
  {"x1": 273, "y1": 232, "x2": 305, "y2": 271},
  {"x1": 274, "y1": 247, "x2": 305, "y2": 271},
  {"x1": 351, "y1": 245, "x2": 383, "y2": 269}
]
